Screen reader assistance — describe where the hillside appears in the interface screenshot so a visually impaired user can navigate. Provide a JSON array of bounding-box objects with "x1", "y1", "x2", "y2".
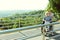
[{"x1": 0, "y1": 10, "x2": 57, "y2": 30}]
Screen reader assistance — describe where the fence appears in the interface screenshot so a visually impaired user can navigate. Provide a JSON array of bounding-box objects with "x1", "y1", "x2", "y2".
[{"x1": 0, "y1": 22, "x2": 60, "y2": 40}]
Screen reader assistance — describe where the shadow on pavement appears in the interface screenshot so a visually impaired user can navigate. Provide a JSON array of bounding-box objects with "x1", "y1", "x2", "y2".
[{"x1": 49, "y1": 33, "x2": 60, "y2": 40}]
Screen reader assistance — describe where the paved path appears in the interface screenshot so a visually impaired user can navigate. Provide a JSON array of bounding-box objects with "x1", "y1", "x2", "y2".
[{"x1": 0, "y1": 24, "x2": 60, "y2": 40}]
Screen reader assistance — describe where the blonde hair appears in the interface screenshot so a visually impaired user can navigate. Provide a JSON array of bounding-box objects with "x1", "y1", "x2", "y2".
[{"x1": 45, "y1": 11, "x2": 54, "y2": 16}]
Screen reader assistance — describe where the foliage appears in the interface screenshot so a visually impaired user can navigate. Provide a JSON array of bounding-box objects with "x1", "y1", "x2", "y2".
[
  {"x1": 47, "y1": 0, "x2": 60, "y2": 19},
  {"x1": 0, "y1": 10, "x2": 44, "y2": 29}
]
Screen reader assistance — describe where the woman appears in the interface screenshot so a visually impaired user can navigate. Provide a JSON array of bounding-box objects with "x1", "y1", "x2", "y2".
[{"x1": 41, "y1": 10, "x2": 54, "y2": 36}]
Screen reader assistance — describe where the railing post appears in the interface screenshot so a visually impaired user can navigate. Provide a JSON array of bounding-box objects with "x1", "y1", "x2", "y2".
[
  {"x1": 19, "y1": 17, "x2": 20, "y2": 28},
  {"x1": 42, "y1": 27, "x2": 45, "y2": 40}
]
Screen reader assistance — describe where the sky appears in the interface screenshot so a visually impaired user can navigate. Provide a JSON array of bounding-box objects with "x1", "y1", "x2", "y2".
[{"x1": 0, "y1": 0, "x2": 49, "y2": 11}]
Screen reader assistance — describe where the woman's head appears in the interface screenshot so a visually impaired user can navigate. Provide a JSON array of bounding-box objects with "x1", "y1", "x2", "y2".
[
  {"x1": 45, "y1": 10, "x2": 53, "y2": 16},
  {"x1": 45, "y1": 12, "x2": 51, "y2": 16}
]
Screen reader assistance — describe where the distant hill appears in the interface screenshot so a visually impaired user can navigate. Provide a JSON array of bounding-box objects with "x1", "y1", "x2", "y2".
[{"x1": 0, "y1": 10, "x2": 32, "y2": 18}]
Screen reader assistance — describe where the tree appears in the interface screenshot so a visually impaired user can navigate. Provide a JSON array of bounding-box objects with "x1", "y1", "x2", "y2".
[{"x1": 47, "y1": 0, "x2": 60, "y2": 19}]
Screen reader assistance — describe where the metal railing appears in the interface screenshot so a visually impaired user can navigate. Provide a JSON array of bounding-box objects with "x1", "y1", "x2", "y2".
[
  {"x1": 0, "y1": 22, "x2": 59, "y2": 34},
  {"x1": 0, "y1": 22, "x2": 60, "y2": 40}
]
